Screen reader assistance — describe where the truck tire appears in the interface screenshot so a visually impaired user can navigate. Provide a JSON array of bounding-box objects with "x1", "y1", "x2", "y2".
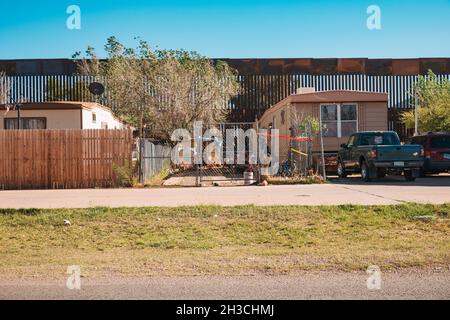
[
  {"x1": 419, "y1": 168, "x2": 426, "y2": 177},
  {"x1": 404, "y1": 170, "x2": 416, "y2": 181},
  {"x1": 337, "y1": 160, "x2": 347, "y2": 178},
  {"x1": 361, "y1": 161, "x2": 372, "y2": 182}
]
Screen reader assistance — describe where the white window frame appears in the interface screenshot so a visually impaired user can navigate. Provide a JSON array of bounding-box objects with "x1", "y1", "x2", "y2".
[
  {"x1": 320, "y1": 103, "x2": 358, "y2": 138},
  {"x1": 340, "y1": 103, "x2": 359, "y2": 137}
]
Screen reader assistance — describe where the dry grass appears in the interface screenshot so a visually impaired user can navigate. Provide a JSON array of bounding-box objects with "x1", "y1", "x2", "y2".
[
  {"x1": 0, "y1": 204, "x2": 448, "y2": 279},
  {"x1": 145, "y1": 168, "x2": 171, "y2": 187},
  {"x1": 266, "y1": 175, "x2": 325, "y2": 185}
]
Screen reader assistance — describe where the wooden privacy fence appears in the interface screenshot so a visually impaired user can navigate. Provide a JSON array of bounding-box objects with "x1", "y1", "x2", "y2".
[{"x1": 0, "y1": 129, "x2": 134, "y2": 189}]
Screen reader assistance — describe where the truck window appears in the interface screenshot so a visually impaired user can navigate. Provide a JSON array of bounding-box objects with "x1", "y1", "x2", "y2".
[
  {"x1": 347, "y1": 135, "x2": 356, "y2": 146},
  {"x1": 359, "y1": 132, "x2": 400, "y2": 146}
]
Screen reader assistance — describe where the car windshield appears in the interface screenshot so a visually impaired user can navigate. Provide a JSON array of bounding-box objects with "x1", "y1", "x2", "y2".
[
  {"x1": 359, "y1": 133, "x2": 400, "y2": 146},
  {"x1": 430, "y1": 136, "x2": 450, "y2": 148}
]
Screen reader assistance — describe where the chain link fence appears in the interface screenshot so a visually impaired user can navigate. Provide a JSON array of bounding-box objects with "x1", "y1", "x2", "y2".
[{"x1": 139, "y1": 122, "x2": 259, "y2": 186}]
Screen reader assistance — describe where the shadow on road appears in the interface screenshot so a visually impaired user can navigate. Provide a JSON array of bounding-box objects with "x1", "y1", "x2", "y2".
[{"x1": 329, "y1": 174, "x2": 450, "y2": 187}]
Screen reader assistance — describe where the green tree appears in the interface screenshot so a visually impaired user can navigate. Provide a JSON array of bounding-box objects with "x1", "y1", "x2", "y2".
[
  {"x1": 401, "y1": 70, "x2": 450, "y2": 133},
  {"x1": 73, "y1": 37, "x2": 240, "y2": 140}
]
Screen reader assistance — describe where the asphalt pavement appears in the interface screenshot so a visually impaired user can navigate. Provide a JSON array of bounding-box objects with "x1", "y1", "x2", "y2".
[{"x1": 1, "y1": 271, "x2": 449, "y2": 300}]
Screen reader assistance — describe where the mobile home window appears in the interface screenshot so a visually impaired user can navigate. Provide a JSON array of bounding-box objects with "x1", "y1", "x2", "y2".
[
  {"x1": 4, "y1": 117, "x2": 47, "y2": 130},
  {"x1": 280, "y1": 111, "x2": 285, "y2": 125},
  {"x1": 320, "y1": 104, "x2": 357, "y2": 137},
  {"x1": 340, "y1": 104, "x2": 357, "y2": 137},
  {"x1": 320, "y1": 104, "x2": 338, "y2": 137}
]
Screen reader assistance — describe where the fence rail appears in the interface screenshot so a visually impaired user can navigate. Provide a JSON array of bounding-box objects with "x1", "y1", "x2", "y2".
[{"x1": 0, "y1": 129, "x2": 134, "y2": 189}]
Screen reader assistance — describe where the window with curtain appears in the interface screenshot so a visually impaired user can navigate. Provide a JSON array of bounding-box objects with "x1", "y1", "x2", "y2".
[
  {"x1": 320, "y1": 104, "x2": 338, "y2": 137},
  {"x1": 340, "y1": 104, "x2": 357, "y2": 137},
  {"x1": 4, "y1": 118, "x2": 47, "y2": 130},
  {"x1": 320, "y1": 104, "x2": 358, "y2": 137}
]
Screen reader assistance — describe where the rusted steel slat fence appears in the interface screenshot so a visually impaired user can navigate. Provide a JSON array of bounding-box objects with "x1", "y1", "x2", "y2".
[
  {"x1": 4, "y1": 74, "x2": 450, "y2": 113},
  {"x1": 3, "y1": 74, "x2": 449, "y2": 139},
  {"x1": 0, "y1": 129, "x2": 133, "y2": 189}
]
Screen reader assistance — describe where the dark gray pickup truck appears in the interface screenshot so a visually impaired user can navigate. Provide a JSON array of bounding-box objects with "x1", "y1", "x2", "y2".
[{"x1": 337, "y1": 131, "x2": 424, "y2": 181}]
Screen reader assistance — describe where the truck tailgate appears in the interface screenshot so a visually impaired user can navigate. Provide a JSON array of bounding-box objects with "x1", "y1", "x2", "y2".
[{"x1": 376, "y1": 145, "x2": 422, "y2": 161}]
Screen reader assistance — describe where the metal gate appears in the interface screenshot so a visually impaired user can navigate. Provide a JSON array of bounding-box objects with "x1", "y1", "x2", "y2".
[
  {"x1": 198, "y1": 122, "x2": 257, "y2": 186},
  {"x1": 139, "y1": 122, "x2": 259, "y2": 187},
  {"x1": 139, "y1": 139, "x2": 172, "y2": 184}
]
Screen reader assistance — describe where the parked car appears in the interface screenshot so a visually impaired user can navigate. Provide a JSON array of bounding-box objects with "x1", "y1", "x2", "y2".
[
  {"x1": 337, "y1": 131, "x2": 424, "y2": 181},
  {"x1": 409, "y1": 132, "x2": 450, "y2": 175}
]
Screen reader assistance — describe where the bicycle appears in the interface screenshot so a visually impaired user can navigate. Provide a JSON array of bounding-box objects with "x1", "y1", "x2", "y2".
[{"x1": 278, "y1": 158, "x2": 297, "y2": 177}]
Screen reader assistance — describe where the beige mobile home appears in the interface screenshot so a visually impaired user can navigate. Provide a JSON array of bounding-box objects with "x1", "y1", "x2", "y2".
[
  {"x1": 258, "y1": 89, "x2": 389, "y2": 163},
  {"x1": 0, "y1": 102, "x2": 126, "y2": 130}
]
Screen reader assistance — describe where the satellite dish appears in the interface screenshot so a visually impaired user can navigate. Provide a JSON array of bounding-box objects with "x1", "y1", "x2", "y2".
[{"x1": 88, "y1": 82, "x2": 105, "y2": 96}]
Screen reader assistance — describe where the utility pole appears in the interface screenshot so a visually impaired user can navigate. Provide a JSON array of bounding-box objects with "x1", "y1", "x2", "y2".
[
  {"x1": 414, "y1": 94, "x2": 419, "y2": 136},
  {"x1": 16, "y1": 103, "x2": 22, "y2": 129},
  {"x1": 319, "y1": 122, "x2": 327, "y2": 181}
]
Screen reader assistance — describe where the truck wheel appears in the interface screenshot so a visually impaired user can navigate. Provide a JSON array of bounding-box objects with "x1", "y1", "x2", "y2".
[
  {"x1": 337, "y1": 160, "x2": 347, "y2": 178},
  {"x1": 361, "y1": 161, "x2": 371, "y2": 182},
  {"x1": 419, "y1": 168, "x2": 426, "y2": 177},
  {"x1": 404, "y1": 170, "x2": 416, "y2": 181}
]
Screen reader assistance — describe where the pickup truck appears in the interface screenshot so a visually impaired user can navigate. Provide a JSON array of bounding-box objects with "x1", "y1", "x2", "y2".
[{"x1": 337, "y1": 131, "x2": 424, "y2": 181}]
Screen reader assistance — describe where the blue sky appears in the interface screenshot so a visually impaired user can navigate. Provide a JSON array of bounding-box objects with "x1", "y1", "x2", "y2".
[{"x1": 0, "y1": 0, "x2": 449, "y2": 59}]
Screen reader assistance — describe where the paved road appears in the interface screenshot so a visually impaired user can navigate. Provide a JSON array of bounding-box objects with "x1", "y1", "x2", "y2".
[
  {"x1": 1, "y1": 271, "x2": 449, "y2": 300},
  {"x1": 0, "y1": 176, "x2": 448, "y2": 208}
]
